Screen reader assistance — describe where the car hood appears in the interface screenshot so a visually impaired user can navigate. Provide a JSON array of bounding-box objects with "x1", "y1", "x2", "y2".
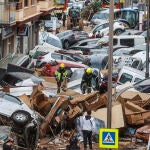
[{"x1": 91, "y1": 19, "x2": 108, "y2": 25}]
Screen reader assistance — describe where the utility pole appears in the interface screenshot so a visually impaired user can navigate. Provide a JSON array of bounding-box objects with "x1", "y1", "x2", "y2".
[
  {"x1": 146, "y1": 0, "x2": 150, "y2": 78},
  {"x1": 107, "y1": 0, "x2": 114, "y2": 131}
]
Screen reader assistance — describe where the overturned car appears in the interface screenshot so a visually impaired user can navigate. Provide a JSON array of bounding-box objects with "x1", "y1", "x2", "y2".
[{"x1": 0, "y1": 91, "x2": 40, "y2": 149}]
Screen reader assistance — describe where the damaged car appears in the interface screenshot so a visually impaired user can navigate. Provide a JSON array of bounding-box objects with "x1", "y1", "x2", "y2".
[
  {"x1": 0, "y1": 72, "x2": 44, "y2": 87},
  {"x1": 0, "y1": 91, "x2": 41, "y2": 149}
]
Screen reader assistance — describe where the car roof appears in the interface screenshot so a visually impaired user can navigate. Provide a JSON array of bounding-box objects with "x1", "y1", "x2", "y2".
[
  {"x1": 120, "y1": 29, "x2": 142, "y2": 35},
  {"x1": 96, "y1": 8, "x2": 121, "y2": 14},
  {"x1": 76, "y1": 38, "x2": 99, "y2": 44},
  {"x1": 114, "y1": 35, "x2": 145, "y2": 38}
]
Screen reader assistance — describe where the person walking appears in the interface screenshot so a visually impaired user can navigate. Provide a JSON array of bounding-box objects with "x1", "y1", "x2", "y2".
[
  {"x1": 80, "y1": 67, "x2": 97, "y2": 94},
  {"x1": 81, "y1": 110, "x2": 95, "y2": 150},
  {"x1": 55, "y1": 63, "x2": 68, "y2": 93},
  {"x1": 62, "y1": 11, "x2": 66, "y2": 27}
]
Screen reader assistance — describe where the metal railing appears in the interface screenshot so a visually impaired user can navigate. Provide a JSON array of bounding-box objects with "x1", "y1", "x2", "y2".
[{"x1": 0, "y1": 2, "x2": 16, "y2": 24}]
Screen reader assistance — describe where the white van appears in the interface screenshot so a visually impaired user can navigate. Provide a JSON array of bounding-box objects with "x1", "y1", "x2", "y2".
[
  {"x1": 113, "y1": 35, "x2": 145, "y2": 47},
  {"x1": 117, "y1": 66, "x2": 145, "y2": 85},
  {"x1": 97, "y1": 35, "x2": 145, "y2": 47}
]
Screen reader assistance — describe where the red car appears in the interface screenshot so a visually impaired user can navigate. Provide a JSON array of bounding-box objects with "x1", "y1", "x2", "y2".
[{"x1": 42, "y1": 59, "x2": 88, "y2": 77}]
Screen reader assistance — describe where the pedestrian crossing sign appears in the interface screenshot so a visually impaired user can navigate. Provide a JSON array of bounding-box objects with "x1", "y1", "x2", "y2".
[{"x1": 99, "y1": 128, "x2": 118, "y2": 148}]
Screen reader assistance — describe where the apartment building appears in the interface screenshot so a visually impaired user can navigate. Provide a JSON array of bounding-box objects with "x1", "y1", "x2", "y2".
[{"x1": 0, "y1": 0, "x2": 60, "y2": 60}]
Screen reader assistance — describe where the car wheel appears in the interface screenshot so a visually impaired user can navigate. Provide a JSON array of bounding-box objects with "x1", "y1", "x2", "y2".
[
  {"x1": 11, "y1": 110, "x2": 31, "y2": 127},
  {"x1": 114, "y1": 29, "x2": 123, "y2": 35},
  {"x1": 64, "y1": 41, "x2": 70, "y2": 50}
]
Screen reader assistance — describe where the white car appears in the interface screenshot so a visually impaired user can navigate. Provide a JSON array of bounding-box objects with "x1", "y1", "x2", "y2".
[
  {"x1": 39, "y1": 31, "x2": 63, "y2": 49},
  {"x1": 27, "y1": 45, "x2": 56, "y2": 68},
  {"x1": 89, "y1": 21, "x2": 125, "y2": 37},
  {"x1": 36, "y1": 52, "x2": 77, "y2": 67}
]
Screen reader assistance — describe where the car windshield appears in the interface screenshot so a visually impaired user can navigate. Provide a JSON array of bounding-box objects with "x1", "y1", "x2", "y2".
[
  {"x1": 33, "y1": 51, "x2": 48, "y2": 59},
  {"x1": 46, "y1": 36, "x2": 62, "y2": 49},
  {"x1": 121, "y1": 10, "x2": 137, "y2": 27},
  {"x1": 3, "y1": 94, "x2": 21, "y2": 104},
  {"x1": 134, "y1": 78, "x2": 150, "y2": 93},
  {"x1": 92, "y1": 13, "x2": 109, "y2": 20}
]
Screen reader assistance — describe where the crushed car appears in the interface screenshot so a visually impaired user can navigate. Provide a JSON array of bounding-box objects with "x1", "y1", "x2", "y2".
[{"x1": 0, "y1": 91, "x2": 41, "y2": 149}]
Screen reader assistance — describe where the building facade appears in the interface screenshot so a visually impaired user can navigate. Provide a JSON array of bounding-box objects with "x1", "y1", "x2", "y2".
[{"x1": 0, "y1": 0, "x2": 63, "y2": 60}]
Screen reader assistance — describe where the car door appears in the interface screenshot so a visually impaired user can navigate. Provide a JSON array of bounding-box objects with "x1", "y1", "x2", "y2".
[{"x1": 101, "y1": 23, "x2": 109, "y2": 35}]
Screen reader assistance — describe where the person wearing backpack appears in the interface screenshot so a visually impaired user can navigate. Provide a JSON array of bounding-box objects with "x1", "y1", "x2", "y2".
[{"x1": 81, "y1": 110, "x2": 95, "y2": 150}]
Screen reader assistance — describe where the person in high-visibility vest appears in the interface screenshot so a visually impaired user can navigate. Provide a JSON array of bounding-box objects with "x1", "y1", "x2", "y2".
[{"x1": 55, "y1": 63, "x2": 68, "y2": 93}]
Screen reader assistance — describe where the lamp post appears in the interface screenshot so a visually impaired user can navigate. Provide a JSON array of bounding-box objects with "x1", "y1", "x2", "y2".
[{"x1": 107, "y1": 0, "x2": 114, "y2": 130}]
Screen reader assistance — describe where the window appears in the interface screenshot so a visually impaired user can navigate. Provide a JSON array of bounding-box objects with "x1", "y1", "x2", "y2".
[
  {"x1": 134, "y1": 78, "x2": 142, "y2": 83},
  {"x1": 31, "y1": 0, "x2": 34, "y2": 5},
  {"x1": 46, "y1": 37, "x2": 62, "y2": 49},
  {"x1": 131, "y1": 60, "x2": 140, "y2": 69},
  {"x1": 80, "y1": 42, "x2": 87, "y2": 46},
  {"x1": 120, "y1": 39, "x2": 134, "y2": 47},
  {"x1": 24, "y1": 0, "x2": 28, "y2": 7},
  {"x1": 51, "y1": 53, "x2": 61, "y2": 60},
  {"x1": 65, "y1": 56, "x2": 75, "y2": 61},
  {"x1": 4, "y1": 94, "x2": 21, "y2": 105},
  {"x1": 119, "y1": 73, "x2": 132, "y2": 84},
  {"x1": 104, "y1": 23, "x2": 109, "y2": 28},
  {"x1": 113, "y1": 38, "x2": 118, "y2": 45},
  {"x1": 95, "y1": 25, "x2": 104, "y2": 32},
  {"x1": 33, "y1": 51, "x2": 48, "y2": 59}
]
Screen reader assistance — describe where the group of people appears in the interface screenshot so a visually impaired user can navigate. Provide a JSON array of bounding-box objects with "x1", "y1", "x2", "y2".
[
  {"x1": 2, "y1": 65, "x2": 96, "y2": 150},
  {"x1": 55, "y1": 63, "x2": 96, "y2": 94}
]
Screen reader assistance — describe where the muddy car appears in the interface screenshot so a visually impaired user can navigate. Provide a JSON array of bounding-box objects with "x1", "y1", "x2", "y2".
[{"x1": 0, "y1": 92, "x2": 40, "y2": 149}]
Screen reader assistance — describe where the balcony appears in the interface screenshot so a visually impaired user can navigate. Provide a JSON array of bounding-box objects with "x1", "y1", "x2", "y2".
[
  {"x1": 15, "y1": 2, "x2": 41, "y2": 23},
  {"x1": 0, "y1": 2, "x2": 16, "y2": 26},
  {"x1": 39, "y1": 0, "x2": 55, "y2": 12}
]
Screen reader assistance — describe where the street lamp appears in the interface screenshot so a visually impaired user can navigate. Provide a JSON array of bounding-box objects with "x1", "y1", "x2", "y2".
[{"x1": 107, "y1": 0, "x2": 114, "y2": 129}]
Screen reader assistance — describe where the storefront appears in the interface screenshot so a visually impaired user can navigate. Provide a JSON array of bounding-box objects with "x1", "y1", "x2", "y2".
[
  {"x1": 16, "y1": 21, "x2": 40, "y2": 54},
  {"x1": 0, "y1": 26, "x2": 16, "y2": 59}
]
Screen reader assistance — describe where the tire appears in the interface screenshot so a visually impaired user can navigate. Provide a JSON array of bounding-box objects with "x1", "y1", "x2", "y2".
[
  {"x1": 114, "y1": 29, "x2": 123, "y2": 35},
  {"x1": 64, "y1": 41, "x2": 70, "y2": 50},
  {"x1": 11, "y1": 110, "x2": 31, "y2": 127}
]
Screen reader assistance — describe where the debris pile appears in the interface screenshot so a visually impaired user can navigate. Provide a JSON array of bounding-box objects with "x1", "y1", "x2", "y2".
[{"x1": 0, "y1": 70, "x2": 150, "y2": 149}]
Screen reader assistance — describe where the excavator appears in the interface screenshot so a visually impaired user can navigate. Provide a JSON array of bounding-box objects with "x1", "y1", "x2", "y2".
[{"x1": 67, "y1": 6, "x2": 84, "y2": 30}]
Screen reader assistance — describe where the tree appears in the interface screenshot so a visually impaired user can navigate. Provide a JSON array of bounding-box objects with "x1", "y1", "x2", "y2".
[{"x1": 81, "y1": 0, "x2": 102, "y2": 20}]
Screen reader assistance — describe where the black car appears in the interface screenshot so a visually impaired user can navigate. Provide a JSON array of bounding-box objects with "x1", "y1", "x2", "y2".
[{"x1": 56, "y1": 30, "x2": 89, "y2": 49}]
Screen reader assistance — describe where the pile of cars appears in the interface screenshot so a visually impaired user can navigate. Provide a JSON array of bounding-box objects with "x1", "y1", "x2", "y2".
[{"x1": 14, "y1": 4, "x2": 149, "y2": 92}]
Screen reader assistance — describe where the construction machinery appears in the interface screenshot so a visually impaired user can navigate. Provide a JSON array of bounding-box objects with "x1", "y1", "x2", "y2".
[{"x1": 67, "y1": 7, "x2": 84, "y2": 30}]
